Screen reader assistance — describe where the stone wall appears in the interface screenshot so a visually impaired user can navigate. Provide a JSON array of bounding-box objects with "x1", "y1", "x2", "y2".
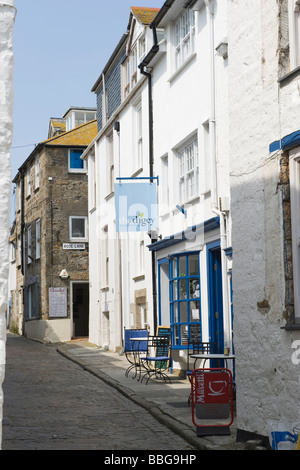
[{"x1": 0, "y1": 0, "x2": 15, "y2": 449}]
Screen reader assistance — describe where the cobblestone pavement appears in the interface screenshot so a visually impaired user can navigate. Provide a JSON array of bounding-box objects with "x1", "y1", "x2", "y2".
[{"x1": 2, "y1": 334, "x2": 194, "y2": 451}]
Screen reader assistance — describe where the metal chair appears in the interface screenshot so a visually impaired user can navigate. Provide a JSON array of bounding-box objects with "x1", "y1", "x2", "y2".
[
  {"x1": 124, "y1": 328, "x2": 148, "y2": 379},
  {"x1": 140, "y1": 335, "x2": 172, "y2": 384}
]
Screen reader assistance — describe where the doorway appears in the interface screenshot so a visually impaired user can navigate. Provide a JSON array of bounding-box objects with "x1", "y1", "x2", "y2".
[
  {"x1": 207, "y1": 242, "x2": 224, "y2": 358},
  {"x1": 72, "y1": 282, "x2": 89, "y2": 337}
]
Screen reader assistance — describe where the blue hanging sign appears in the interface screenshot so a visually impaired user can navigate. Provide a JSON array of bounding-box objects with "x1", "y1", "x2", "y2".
[{"x1": 114, "y1": 181, "x2": 158, "y2": 233}]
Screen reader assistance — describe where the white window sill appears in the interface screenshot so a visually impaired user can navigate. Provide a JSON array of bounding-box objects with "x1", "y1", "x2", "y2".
[{"x1": 168, "y1": 53, "x2": 197, "y2": 84}]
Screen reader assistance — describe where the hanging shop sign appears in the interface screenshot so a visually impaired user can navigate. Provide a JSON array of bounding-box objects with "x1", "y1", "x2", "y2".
[
  {"x1": 191, "y1": 368, "x2": 234, "y2": 436},
  {"x1": 114, "y1": 180, "x2": 158, "y2": 233}
]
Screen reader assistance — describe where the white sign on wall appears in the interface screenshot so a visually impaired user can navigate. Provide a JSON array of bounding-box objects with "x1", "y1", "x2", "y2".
[
  {"x1": 49, "y1": 287, "x2": 67, "y2": 318},
  {"x1": 63, "y1": 243, "x2": 86, "y2": 250}
]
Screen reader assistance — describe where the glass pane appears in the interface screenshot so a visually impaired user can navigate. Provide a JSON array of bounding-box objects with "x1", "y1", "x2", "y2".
[
  {"x1": 189, "y1": 300, "x2": 200, "y2": 321},
  {"x1": 179, "y1": 278, "x2": 187, "y2": 299},
  {"x1": 179, "y1": 302, "x2": 188, "y2": 322},
  {"x1": 181, "y1": 325, "x2": 189, "y2": 345},
  {"x1": 70, "y1": 150, "x2": 84, "y2": 169},
  {"x1": 72, "y1": 218, "x2": 85, "y2": 238},
  {"x1": 174, "y1": 325, "x2": 179, "y2": 346},
  {"x1": 179, "y1": 256, "x2": 186, "y2": 277},
  {"x1": 189, "y1": 278, "x2": 200, "y2": 298},
  {"x1": 188, "y1": 254, "x2": 199, "y2": 276},
  {"x1": 173, "y1": 258, "x2": 177, "y2": 278},
  {"x1": 173, "y1": 303, "x2": 178, "y2": 323}
]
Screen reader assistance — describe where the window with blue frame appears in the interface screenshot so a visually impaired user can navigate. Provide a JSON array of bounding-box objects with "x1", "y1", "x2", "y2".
[
  {"x1": 170, "y1": 252, "x2": 201, "y2": 348},
  {"x1": 68, "y1": 149, "x2": 86, "y2": 172}
]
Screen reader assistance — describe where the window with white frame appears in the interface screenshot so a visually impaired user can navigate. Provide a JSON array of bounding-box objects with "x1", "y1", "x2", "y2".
[
  {"x1": 289, "y1": 0, "x2": 300, "y2": 69},
  {"x1": 27, "y1": 225, "x2": 32, "y2": 264},
  {"x1": 177, "y1": 137, "x2": 199, "y2": 203},
  {"x1": 35, "y1": 154, "x2": 40, "y2": 189},
  {"x1": 174, "y1": 9, "x2": 195, "y2": 70},
  {"x1": 289, "y1": 147, "x2": 300, "y2": 322},
  {"x1": 68, "y1": 149, "x2": 86, "y2": 173},
  {"x1": 36, "y1": 219, "x2": 41, "y2": 260},
  {"x1": 69, "y1": 216, "x2": 87, "y2": 242}
]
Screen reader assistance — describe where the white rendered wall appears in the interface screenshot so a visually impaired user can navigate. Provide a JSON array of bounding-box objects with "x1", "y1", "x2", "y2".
[
  {"x1": 229, "y1": 0, "x2": 300, "y2": 438},
  {"x1": 0, "y1": 0, "x2": 15, "y2": 449}
]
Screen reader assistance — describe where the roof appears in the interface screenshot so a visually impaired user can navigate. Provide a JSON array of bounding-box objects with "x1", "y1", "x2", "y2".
[
  {"x1": 13, "y1": 119, "x2": 97, "y2": 182},
  {"x1": 42, "y1": 119, "x2": 97, "y2": 147},
  {"x1": 130, "y1": 6, "x2": 160, "y2": 25}
]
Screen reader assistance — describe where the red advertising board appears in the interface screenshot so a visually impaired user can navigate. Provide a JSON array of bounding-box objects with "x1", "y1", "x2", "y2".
[{"x1": 191, "y1": 368, "x2": 234, "y2": 433}]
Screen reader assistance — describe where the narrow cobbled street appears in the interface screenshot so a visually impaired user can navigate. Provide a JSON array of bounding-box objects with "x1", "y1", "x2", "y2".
[{"x1": 2, "y1": 334, "x2": 193, "y2": 451}]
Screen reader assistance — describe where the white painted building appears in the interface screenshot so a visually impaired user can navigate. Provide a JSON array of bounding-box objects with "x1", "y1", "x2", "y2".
[
  {"x1": 0, "y1": 0, "x2": 16, "y2": 449},
  {"x1": 84, "y1": 0, "x2": 232, "y2": 376},
  {"x1": 228, "y1": 0, "x2": 300, "y2": 443}
]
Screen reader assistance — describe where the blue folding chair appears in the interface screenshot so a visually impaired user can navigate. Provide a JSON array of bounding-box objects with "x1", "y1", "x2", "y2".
[{"x1": 124, "y1": 328, "x2": 148, "y2": 379}]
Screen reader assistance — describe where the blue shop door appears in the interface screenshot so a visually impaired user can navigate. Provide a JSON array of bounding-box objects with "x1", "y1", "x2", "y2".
[{"x1": 208, "y1": 243, "x2": 224, "y2": 367}]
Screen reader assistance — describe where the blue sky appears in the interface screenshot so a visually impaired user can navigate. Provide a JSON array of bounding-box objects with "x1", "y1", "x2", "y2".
[{"x1": 11, "y1": 0, "x2": 163, "y2": 182}]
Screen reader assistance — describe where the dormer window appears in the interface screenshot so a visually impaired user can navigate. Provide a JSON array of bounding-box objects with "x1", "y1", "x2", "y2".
[{"x1": 65, "y1": 109, "x2": 97, "y2": 132}]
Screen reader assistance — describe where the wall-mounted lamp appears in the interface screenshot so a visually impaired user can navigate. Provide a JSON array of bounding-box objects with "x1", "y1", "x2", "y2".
[{"x1": 216, "y1": 40, "x2": 228, "y2": 60}]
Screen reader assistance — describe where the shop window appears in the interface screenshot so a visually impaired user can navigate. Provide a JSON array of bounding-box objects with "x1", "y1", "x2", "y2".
[{"x1": 170, "y1": 252, "x2": 201, "y2": 347}]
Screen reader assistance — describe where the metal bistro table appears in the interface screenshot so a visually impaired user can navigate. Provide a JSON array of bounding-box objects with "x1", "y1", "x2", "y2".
[
  {"x1": 191, "y1": 353, "x2": 235, "y2": 369},
  {"x1": 129, "y1": 337, "x2": 149, "y2": 380}
]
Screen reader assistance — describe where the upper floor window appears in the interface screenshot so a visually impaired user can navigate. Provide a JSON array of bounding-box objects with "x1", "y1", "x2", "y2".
[
  {"x1": 289, "y1": 0, "x2": 300, "y2": 69},
  {"x1": 174, "y1": 9, "x2": 195, "y2": 70},
  {"x1": 27, "y1": 225, "x2": 32, "y2": 264},
  {"x1": 68, "y1": 149, "x2": 86, "y2": 173},
  {"x1": 177, "y1": 137, "x2": 199, "y2": 203},
  {"x1": 69, "y1": 216, "x2": 88, "y2": 242}
]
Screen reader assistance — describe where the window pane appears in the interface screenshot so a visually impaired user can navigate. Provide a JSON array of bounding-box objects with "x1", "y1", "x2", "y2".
[
  {"x1": 72, "y1": 218, "x2": 85, "y2": 238},
  {"x1": 181, "y1": 325, "x2": 189, "y2": 345},
  {"x1": 172, "y1": 258, "x2": 177, "y2": 278},
  {"x1": 70, "y1": 150, "x2": 84, "y2": 169},
  {"x1": 188, "y1": 254, "x2": 199, "y2": 275},
  {"x1": 179, "y1": 278, "x2": 187, "y2": 299},
  {"x1": 189, "y1": 278, "x2": 200, "y2": 298},
  {"x1": 173, "y1": 303, "x2": 178, "y2": 323},
  {"x1": 179, "y1": 302, "x2": 188, "y2": 322},
  {"x1": 179, "y1": 256, "x2": 186, "y2": 277},
  {"x1": 172, "y1": 280, "x2": 178, "y2": 300}
]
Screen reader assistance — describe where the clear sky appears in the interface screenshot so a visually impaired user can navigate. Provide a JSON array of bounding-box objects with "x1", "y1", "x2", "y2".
[{"x1": 10, "y1": 0, "x2": 163, "y2": 183}]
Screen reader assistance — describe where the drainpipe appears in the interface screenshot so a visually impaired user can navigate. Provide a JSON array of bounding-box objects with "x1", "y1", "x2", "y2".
[
  {"x1": 139, "y1": 64, "x2": 157, "y2": 334},
  {"x1": 204, "y1": 0, "x2": 231, "y2": 351},
  {"x1": 138, "y1": 0, "x2": 176, "y2": 333},
  {"x1": 204, "y1": 0, "x2": 218, "y2": 209}
]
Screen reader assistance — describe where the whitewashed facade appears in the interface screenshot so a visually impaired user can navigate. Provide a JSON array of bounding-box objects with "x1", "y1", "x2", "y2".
[
  {"x1": 0, "y1": 0, "x2": 15, "y2": 449},
  {"x1": 228, "y1": 0, "x2": 300, "y2": 442},
  {"x1": 84, "y1": 0, "x2": 232, "y2": 375}
]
